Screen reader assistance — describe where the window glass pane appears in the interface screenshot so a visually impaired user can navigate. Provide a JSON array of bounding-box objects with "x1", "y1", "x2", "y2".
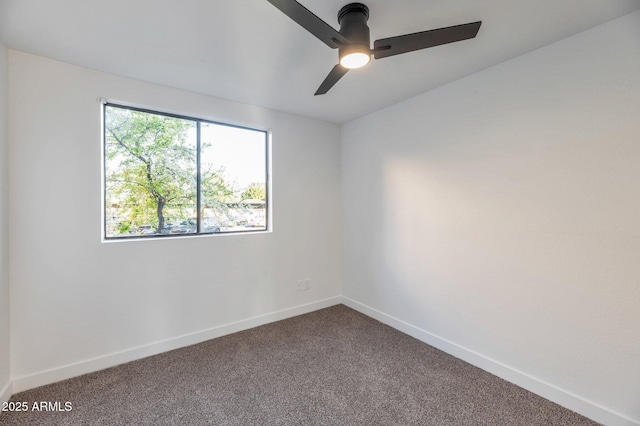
[
  {"x1": 200, "y1": 123, "x2": 267, "y2": 232},
  {"x1": 104, "y1": 106, "x2": 197, "y2": 238}
]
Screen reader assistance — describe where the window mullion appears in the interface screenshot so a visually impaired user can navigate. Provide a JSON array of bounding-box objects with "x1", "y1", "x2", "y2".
[{"x1": 196, "y1": 121, "x2": 202, "y2": 234}]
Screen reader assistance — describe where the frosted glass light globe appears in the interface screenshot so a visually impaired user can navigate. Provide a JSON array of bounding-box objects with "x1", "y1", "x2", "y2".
[{"x1": 340, "y1": 52, "x2": 371, "y2": 69}]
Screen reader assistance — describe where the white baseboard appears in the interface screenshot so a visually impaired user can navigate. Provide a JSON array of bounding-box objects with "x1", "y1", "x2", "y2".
[
  {"x1": 0, "y1": 380, "x2": 12, "y2": 405},
  {"x1": 11, "y1": 296, "x2": 342, "y2": 394},
  {"x1": 9, "y1": 295, "x2": 638, "y2": 426},
  {"x1": 341, "y1": 296, "x2": 639, "y2": 426}
]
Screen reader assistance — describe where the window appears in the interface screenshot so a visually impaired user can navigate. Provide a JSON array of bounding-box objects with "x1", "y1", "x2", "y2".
[{"x1": 103, "y1": 103, "x2": 268, "y2": 239}]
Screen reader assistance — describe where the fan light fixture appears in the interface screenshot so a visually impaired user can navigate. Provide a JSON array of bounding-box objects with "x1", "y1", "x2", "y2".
[
  {"x1": 266, "y1": 0, "x2": 482, "y2": 95},
  {"x1": 339, "y1": 50, "x2": 370, "y2": 69},
  {"x1": 337, "y1": 4, "x2": 371, "y2": 69}
]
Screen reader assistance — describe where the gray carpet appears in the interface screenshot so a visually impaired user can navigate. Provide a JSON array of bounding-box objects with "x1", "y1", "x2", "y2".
[{"x1": 1, "y1": 305, "x2": 599, "y2": 425}]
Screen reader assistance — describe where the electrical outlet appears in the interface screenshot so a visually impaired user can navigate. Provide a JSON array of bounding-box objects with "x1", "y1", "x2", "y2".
[{"x1": 296, "y1": 279, "x2": 310, "y2": 291}]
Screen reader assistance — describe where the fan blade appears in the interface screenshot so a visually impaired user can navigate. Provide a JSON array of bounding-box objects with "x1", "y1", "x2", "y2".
[
  {"x1": 373, "y1": 21, "x2": 481, "y2": 59},
  {"x1": 266, "y1": 0, "x2": 349, "y2": 48},
  {"x1": 315, "y1": 64, "x2": 349, "y2": 95}
]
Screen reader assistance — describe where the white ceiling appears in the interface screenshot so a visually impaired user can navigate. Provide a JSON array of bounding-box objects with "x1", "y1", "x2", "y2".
[{"x1": 1, "y1": 0, "x2": 639, "y2": 123}]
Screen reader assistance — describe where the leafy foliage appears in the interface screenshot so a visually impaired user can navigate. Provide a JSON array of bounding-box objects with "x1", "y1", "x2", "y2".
[
  {"x1": 105, "y1": 107, "x2": 233, "y2": 235},
  {"x1": 240, "y1": 182, "x2": 266, "y2": 201},
  {"x1": 201, "y1": 165, "x2": 236, "y2": 217},
  {"x1": 105, "y1": 107, "x2": 196, "y2": 234}
]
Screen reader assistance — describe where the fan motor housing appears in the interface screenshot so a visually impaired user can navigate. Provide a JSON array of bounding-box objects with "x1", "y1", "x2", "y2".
[{"x1": 338, "y1": 3, "x2": 370, "y2": 58}]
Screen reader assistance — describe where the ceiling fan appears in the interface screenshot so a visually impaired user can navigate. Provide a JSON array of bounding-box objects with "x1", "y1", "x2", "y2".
[{"x1": 266, "y1": 0, "x2": 482, "y2": 95}]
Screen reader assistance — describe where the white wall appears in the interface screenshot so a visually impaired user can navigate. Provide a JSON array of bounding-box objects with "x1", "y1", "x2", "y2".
[
  {"x1": 0, "y1": 43, "x2": 11, "y2": 404},
  {"x1": 342, "y1": 11, "x2": 640, "y2": 426},
  {"x1": 8, "y1": 51, "x2": 342, "y2": 391}
]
